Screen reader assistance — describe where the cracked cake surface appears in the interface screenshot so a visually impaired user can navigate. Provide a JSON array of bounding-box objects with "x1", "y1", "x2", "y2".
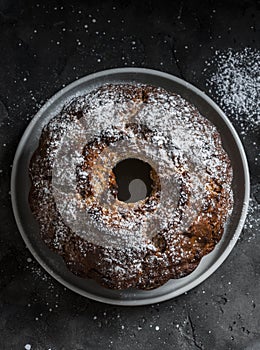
[{"x1": 29, "y1": 83, "x2": 233, "y2": 290}]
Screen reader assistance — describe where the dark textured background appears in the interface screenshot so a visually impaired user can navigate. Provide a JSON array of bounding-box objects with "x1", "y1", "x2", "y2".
[{"x1": 0, "y1": 0, "x2": 259, "y2": 349}]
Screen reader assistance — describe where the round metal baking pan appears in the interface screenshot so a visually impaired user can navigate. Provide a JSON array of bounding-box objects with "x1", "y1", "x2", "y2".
[{"x1": 11, "y1": 68, "x2": 250, "y2": 306}]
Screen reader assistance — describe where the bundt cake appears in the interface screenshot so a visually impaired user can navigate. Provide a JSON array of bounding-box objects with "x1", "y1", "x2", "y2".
[{"x1": 29, "y1": 83, "x2": 233, "y2": 290}]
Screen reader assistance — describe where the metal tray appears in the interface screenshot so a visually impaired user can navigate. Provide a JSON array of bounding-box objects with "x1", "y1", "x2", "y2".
[{"x1": 11, "y1": 68, "x2": 250, "y2": 306}]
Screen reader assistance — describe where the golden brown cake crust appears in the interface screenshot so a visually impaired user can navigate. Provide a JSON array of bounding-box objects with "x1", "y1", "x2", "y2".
[{"x1": 29, "y1": 83, "x2": 233, "y2": 290}]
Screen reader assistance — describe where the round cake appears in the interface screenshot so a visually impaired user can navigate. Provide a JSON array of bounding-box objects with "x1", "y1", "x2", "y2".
[{"x1": 29, "y1": 83, "x2": 233, "y2": 290}]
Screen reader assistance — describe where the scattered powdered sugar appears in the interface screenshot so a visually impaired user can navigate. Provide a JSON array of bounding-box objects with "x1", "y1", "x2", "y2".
[
  {"x1": 25, "y1": 260, "x2": 50, "y2": 283},
  {"x1": 205, "y1": 48, "x2": 260, "y2": 135},
  {"x1": 24, "y1": 258, "x2": 61, "y2": 310},
  {"x1": 243, "y1": 194, "x2": 260, "y2": 243},
  {"x1": 205, "y1": 48, "x2": 259, "y2": 244}
]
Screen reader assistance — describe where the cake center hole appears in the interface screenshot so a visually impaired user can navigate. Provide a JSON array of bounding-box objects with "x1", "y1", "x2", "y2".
[{"x1": 112, "y1": 158, "x2": 153, "y2": 203}]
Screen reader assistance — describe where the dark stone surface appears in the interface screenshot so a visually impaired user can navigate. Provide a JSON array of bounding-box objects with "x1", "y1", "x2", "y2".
[{"x1": 0, "y1": 0, "x2": 259, "y2": 349}]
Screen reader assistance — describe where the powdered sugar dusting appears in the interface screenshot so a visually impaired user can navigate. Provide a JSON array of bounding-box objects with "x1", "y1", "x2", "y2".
[
  {"x1": 205, "y1": 48, "x2": 260, "y2": 135},
  {"x1": 29, "y1": 83, "x2": 233, "y2": 289},
  {"x1": 49, "y1": 85, "x2": 231, "y2": 249}
]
